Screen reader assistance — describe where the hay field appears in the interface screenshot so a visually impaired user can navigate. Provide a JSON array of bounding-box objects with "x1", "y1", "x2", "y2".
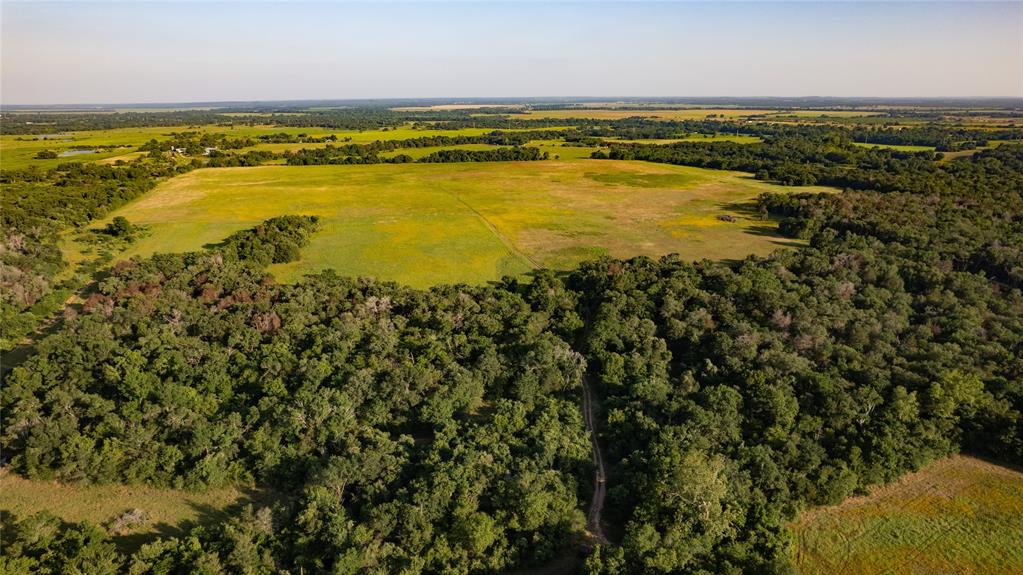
[
  {"x1": 90, "y1": 161, "x2": 832, "y2": 287},
  {"x1": 792, "y1": 455, "x2": 1023, "y2": 575}
]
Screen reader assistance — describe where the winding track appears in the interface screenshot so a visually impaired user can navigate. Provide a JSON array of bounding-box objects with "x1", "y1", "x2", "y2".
[{"x1": 581, "y1": 371, "x2": 609, "y2": 544}]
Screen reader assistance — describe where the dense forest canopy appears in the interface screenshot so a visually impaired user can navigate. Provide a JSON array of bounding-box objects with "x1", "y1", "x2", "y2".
[{"x1": 1, "y1": 104, "x2": 1022, "y2": 574}]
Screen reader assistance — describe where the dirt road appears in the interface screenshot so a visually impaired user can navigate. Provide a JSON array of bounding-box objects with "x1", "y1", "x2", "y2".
[{"x1": 581, "y1": 372, "x2": 609, "y2": 544}]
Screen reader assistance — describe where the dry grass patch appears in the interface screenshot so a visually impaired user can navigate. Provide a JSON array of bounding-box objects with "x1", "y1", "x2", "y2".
[
  {"x1": 792, "y1": 455, "x2": 1023, "y2": 575},
  {"x1": 0, "y1": 470, "x2": 276, "y2": 552}
]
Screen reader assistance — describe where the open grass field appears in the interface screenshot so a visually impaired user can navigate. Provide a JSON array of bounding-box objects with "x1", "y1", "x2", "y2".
[
  {"x1": 85, "y1": 160, "x2": 832, "y2": 287},
  {"x1": 852, "y1": 142, "x2": 936, "y2": 152},
  {"x1": 0, "y1": 125, "x2": 270, "y2": 170},
  {"x1": 0, "y1": 470, "x2": 275, "y2": 551},
  {"x1": 526, "y1": 139, "x2": 602, "y2": 160},
  {"x1": 0, "y1": 126, "x2": 170, "y2": 169},
  {"x1": 0, "y1": 125, "x2": 562, "y2": 170},
  {"x1": 792, "y1": 455, "x2": 1023, "y2": 575},
  {"x1": 608, "y1": 134, "x2": 763, "y2": 145}
]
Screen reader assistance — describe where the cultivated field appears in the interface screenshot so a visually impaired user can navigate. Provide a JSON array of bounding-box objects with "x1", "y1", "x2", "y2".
[
  {"x1": 0, "y1": 470, "x2": 274, "y2": 551},
  {"x1": 792, "y1": 455, "x2": 1023, "y2": 575},
  {"x1": 89, "y1": 161, "x2": 832, "y2": 287}
]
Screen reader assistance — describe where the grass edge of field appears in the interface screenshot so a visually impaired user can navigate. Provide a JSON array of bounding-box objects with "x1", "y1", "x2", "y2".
[
  {"x1": 790, "y1": 453, "x2": 1023, "y2": 575},
  {"x1": 0, "y1": 469, "x2": 279, "y2": 553}
]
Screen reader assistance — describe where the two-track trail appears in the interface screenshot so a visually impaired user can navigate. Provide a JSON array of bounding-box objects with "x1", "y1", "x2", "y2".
[{"x1": 581, "y1": 370, "x2": 609, "y2": 544}]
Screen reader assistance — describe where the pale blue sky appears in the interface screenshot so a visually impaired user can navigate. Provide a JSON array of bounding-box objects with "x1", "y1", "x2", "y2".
[{"x1": 2, "y1": 1, "x2": 1021, "y2": 104}]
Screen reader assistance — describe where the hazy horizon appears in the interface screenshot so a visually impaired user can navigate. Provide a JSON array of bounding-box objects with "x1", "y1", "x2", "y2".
[
  {"x1": 4, "y1": 96, "x2": 1023, "y2": 110},
  {"x1": 3, "y1": 1, "x2": 1022, "y2": 106}
]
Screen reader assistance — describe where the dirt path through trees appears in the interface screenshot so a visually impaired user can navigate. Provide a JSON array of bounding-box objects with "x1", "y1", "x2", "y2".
[{"x1": 581, "y1": 371, "x2": 609, "y2": 544}]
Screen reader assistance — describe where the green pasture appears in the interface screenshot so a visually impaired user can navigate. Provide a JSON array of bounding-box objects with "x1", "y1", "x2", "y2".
[
  {"x1": 608, "y1": 134, "x2": 762, "y2": 145},
  {"x1": 793, "y1": 456, "x2": 1023, "y2": 575},
  {"x1": 86, "y1": 160, "x2": 833, "y2": 287},
  {"x1": 852, "y1": 142, "x2": 936, "y2": 152},
  {"x1": 1, "y1": 125, "x2": 242, "y2": 170},
  {"x1": 0, "y1": 126, "x2": 172, "y2": 169},
  {"x1": 526, "y1": 139, "x2": 601, "y2": 160},
  {"x1": 1, "y1": 124, "x2": 570, "y2": 169}
]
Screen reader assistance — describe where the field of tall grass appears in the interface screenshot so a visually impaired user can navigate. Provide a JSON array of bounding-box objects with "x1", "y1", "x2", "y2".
[
  {"x1": 792, "y1": 455, "x2": 1023, "y2": 575},
  {"x1": 86, "y1": 160, "x2": 831, "y2": 286}
]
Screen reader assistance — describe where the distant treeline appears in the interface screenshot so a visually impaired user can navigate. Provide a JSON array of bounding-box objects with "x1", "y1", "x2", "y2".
[
  {"x1": 283, "y1": 131, "x2": 560, "y2": 165},
  {"x1": 416, "y1": 146, "x2": 547, "y2": 163},
  {"x1": 2, "y1": 119, "x2": 1023, "y2": 574},
  {"x1": 4, "y1": 137, "x2": 1023, "y2": 571},
  {"x1": 579, "y1": 118, "x2": 1022, "y2": 149},
  {"x1": 0, "y1": 109, "x2": 453, "y2": 135},
  {"x1": 137, "y1": 132, "x2": 256, "y2": 154},
  {"x1": 5, "y1": 105, "x2": 1020, "y2": 154}
]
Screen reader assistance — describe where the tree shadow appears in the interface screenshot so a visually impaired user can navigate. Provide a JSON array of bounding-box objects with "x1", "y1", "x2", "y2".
[
  {"x1": 0, "y1": 508, "x2": 16, "y2": 528},
  {"x1": 963, "y1": 451, "x2": 1023, "y2": 474},
  {"x1": 714, "y1": 200, "x2": 804, "y2": 249},
  {"x1": 111, "y1": 486, "x2": 281, "y2": 552},
  {"x1": 112, "y1": 501, "x2": 225, "y2": 551},
  {"x1": 486, "y1": 266, "x2": 575, "y2": 288},
  {"x1": 201, "y1": 237, "x2": 231, "y2": 251}
]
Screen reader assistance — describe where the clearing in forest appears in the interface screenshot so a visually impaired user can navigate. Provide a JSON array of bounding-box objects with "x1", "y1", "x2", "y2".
[
  {"x1": 87, "y1": 161, "x2": 833, "y2": 287},
  {"x1": 0, "y1": 471, "x2": 276, "y2": 552},
  {"x1": 792, "y1": 455, "x2": 1023, "y2": 575}
]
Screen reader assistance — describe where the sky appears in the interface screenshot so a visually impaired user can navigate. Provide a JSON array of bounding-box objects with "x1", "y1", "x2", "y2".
[{"x1": 2, "y1": 1, "x2": 1021, "y2": 105}]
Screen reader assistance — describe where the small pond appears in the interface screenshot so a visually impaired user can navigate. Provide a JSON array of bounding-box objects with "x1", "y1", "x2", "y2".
[{"x1": 59, "y1": 149, "x2": 96, "y2": 157}]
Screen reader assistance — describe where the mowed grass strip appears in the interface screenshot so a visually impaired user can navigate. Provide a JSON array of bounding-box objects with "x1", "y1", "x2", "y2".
[
  {"x1": 792, "y1": 455, "x2": 1023, "y2": 575},
  {"x1": 0, "y1": 471, "x2": 275, "y2": 552},
  {"x1": 91, "y1": 161, "x2": 833, "y2": 287}
]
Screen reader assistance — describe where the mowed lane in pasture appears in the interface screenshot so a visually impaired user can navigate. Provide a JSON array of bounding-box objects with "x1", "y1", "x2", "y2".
[{"x1": 94, "y1": 161, "x2": 834, "y2": 287}]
